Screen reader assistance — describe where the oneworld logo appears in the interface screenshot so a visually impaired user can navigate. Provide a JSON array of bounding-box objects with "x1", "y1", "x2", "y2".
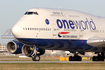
[{"x1": 57, "y1": 18, "x2": 96, "y2": 30}]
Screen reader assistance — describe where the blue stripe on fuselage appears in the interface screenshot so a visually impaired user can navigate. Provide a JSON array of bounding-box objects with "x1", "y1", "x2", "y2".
[{"x1": 16, "y1": 38, "x2": 93, "y2": 51}]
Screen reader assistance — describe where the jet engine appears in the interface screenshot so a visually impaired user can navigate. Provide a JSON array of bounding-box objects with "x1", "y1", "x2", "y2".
[
  {"x1": 7, "y1": 40, "x2": 23, "y2": 54},
  {"x1": 22, "y1": 45, "x2": 45, "y2": 57}
]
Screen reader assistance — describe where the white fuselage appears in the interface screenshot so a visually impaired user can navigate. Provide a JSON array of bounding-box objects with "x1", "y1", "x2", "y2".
[{"x1": 12, "y1": 8, "x2": 105, "y2": 51}]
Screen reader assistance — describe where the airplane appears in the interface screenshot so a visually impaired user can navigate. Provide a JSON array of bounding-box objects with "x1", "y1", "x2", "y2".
[{"x1": 2, "y1": 8, "x2": 105, "y2": 61}]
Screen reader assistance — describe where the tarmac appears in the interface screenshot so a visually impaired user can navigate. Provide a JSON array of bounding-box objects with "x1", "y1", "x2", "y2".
[{"x1": 0, "y1": 61, "x2": 105, "y2": 63}]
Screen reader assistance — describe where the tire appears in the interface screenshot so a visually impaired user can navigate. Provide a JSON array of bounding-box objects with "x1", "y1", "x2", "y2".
[
  {"x1": 75, "y1": 56, "x2": 82, "y2": 61},
  {"x1": 92, "y1": 56, "x2": 98, "y2": 61},
  {"x1": 69, "y1": 56, "x2": 82, "y2": 61},
  {"x1": 32, "y1": 55, "x2": 40, "y2": 61},
  {"x1": 78, "y1": 56, "x2": 82, "y2": 61},
  {"x1": 99, "y1": 56, "x2": 104, "y2": 61},
  {"x1": 69, "y1": 56, "x2": 74, "y2": 61},
  {"x1": 69, "y1": 56, "x2": 72, "y2": 61}
]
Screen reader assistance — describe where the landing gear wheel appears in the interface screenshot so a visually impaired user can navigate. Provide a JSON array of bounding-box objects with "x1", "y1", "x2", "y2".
[
  {"x1": 77, "y1": 56, "x2": 82, "y2": 61},
  {"x1": 99, "y1": 56, "x2": 104, "y2": 61},
  {"x1": 32, "y1": 55, "x2": 40, "y2": 61},
  {"x1": 69, "y1": 56, "x2": 75, "y2": 61},
  {"x1": 69, "y1": 56, "x2": 82, "y2": 61},
  {"x1": 92, "y1": 56, "x2": 98, "y2": 61},
  {"x1": 92, "y1": 56, "x2": 104, "y2": 61}
]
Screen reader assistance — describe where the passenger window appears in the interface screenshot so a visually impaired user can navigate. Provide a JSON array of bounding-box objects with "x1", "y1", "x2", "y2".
[
  {"x1": 28, "y1": 12, "x2": 34, "y2": 15},
  {"x1": 24, "y1": 12, "x2": 39, "y2": 15},
  {"x1": 34, "y1": 12, "x2": 38, "y2": 15}
]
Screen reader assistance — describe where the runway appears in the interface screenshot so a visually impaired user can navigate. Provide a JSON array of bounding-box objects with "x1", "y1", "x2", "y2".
[{"x1": 0, "y1": 61, "x2": 105, "y2": 63}]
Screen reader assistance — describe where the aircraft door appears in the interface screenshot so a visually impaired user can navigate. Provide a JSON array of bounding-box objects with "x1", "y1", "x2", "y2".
[
  {"x1": 79, "y1": 29, "x2": 87, "y2": 39},
  {"x1": 52, "y1": 24, "x2": 57, "y2": 39}
]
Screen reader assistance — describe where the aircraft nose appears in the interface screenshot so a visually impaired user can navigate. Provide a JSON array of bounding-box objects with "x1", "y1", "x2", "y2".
[{"x1": 12, "y1": 24, "x2": 22, "y2": 38}]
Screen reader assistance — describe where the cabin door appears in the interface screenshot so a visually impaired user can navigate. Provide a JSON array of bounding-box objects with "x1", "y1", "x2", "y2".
[
  {"x1": 52, "y1": 24, "x2": 57, "y2": 39},
  {"x1": 79, "y1": 29, "x2": 87, "y2": 39}
]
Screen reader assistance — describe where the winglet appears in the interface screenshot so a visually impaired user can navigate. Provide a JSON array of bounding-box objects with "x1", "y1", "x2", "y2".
[{"x1": 1, "y1": 29, "x2": 14, "y2": 39}]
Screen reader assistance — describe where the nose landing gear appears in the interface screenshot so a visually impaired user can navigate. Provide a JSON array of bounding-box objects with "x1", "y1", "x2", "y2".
[
  {"x1": 32, "y1": 55, "x2": 40, "y2": 61},
  {"x1": 31, "y1": 46, "x2": 40, "y2": 61}
]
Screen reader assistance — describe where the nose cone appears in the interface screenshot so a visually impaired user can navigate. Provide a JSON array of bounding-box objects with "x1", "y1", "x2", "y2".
[{"x1": 12, "y1": 24, "x2": 22, "y2": 38}]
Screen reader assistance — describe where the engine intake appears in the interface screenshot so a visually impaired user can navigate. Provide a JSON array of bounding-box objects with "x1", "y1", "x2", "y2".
[
  {"x1": 7, "y1": 40, "x2": 23, "y2": 54},
  {"x1": 22, "y1": 45, "x2": 45, "y2": 57},
  {"x1": 22, "y1": 45, "x2": 34, "y2": 57}
]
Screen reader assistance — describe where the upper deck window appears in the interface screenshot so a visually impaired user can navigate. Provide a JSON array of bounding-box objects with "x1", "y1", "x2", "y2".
[{"x1": 24, "y1": 12, "x2": 38, "y2": 15}]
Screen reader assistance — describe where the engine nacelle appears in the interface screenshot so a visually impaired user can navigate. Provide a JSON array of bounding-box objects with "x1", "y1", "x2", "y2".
[
  {"x1": 22, "y1": 45, "x2": 33, "y2": 57},
  {"x1": 22, "y1": 45, "x2": 45, "y2": 57},
  {"x1": 7, "y1": 40, "x2": 23, "y2": 54},
  {"x1": 37, "y1": 48, "x2": 45, "y2": 55}
]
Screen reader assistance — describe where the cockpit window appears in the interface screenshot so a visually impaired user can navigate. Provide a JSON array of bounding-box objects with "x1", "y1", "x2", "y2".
[{"x1": 24, "y1": 12, "x2": 38, "y2": 15}]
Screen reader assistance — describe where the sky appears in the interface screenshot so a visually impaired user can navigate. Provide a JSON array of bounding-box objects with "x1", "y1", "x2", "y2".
[{"x1": 0, "y1": 0, "x2": 105, "y2": 44}]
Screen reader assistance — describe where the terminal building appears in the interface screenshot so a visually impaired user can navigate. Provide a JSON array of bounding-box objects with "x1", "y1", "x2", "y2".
[
  {"x1": 0, "y1": 44, "x2": 7, "y2": 55},
  {"x1": 0, "y1": 44, "x2": 7, "y2": 53}
]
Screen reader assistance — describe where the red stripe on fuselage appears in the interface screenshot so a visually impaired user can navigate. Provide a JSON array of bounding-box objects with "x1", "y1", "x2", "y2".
[{"x1": 58, "y1": 32, "x2": 70, "y2": 34}]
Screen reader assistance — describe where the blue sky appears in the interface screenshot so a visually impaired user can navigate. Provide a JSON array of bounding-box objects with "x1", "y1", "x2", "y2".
[{"x1": 0, "y1": 0, "x2": 105, "y2": 44}]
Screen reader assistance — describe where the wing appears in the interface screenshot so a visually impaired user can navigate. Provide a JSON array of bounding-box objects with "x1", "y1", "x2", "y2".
[
  {"x1": 1, "y1": 29, "x2": 14, "y2": 39},
  {"x1": 87, "y1": 37, "x2": 105, "y2": 47}
]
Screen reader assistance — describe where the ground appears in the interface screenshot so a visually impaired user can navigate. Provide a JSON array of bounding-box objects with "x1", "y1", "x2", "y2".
[
  {"x1": 0, "y1": 56, "x2": 105, "y2": 70},
  {"x1": 0, "y1": 63, "x2": 105, "y2": 70}
]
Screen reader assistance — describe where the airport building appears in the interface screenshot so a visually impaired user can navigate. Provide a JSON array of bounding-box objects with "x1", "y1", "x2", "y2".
[
  {"x1": 0, "y1": 44, "x2": 8, "y2": 56},
  {"x1": 0, "y1": 44, "x2": 7, "y2": 53},
  {"x1": 0, "y1": 44, "x2": 16, "y2": 56}
]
